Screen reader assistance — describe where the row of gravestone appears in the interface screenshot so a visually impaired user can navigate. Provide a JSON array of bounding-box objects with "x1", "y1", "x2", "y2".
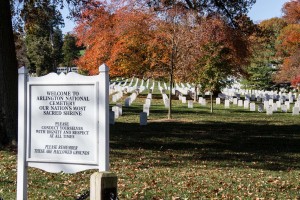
[
  {"x1": 112, "y1": 77, "x2": 299, "y2": 105},
  {"x1": 171, "y1": 93, "x2": 300, "y2": 115},
  {"x1": 215, "y1": 97, "x2": 300, "y2": 115},
  {"x1": 221, "y1": 88, "x2": 299, "y2": 104},
  {"x1": 109, "y1": 91, "x2": 152, "y2": 126},
  {"x1": 109, "y1": 78, "x2": 300, "y2": 124}
]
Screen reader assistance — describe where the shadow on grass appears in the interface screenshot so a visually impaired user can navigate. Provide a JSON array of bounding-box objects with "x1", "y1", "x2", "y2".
[{"x1": 110, "y1": 121, "x2": 300, "y2": 171}]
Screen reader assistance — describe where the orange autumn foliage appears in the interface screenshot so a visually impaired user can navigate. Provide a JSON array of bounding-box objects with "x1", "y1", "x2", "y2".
[
  {"x1": 75, "y1": 2, "x2": 155, "y2": 77},
  {"x1": 282, "y1": 0, "x2": 300, "y2": 24},
  {"x1": 275, "y1": 0, "x2": 300, "y2": 83},
  {"x1": 75, "y1": 1, "x2": 114, "y2": 75}
]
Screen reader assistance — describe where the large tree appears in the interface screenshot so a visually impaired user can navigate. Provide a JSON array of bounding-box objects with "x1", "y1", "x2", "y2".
[
  {"x1": 22, "y1": 0, "x2": 64, "y2": 75},
  {"x1": 75, "y1": 0, "x2": 256, "y2": 118},
  {"x1": 62, "y1": 33, "x2": 80, "y2": 68},
  {"x1": 274, "y1": 0, "x2": 300, "y2": 83},
  {"x1": 186, "y1": 15, "x2": 251, "y2": 112},
  {"x1": 0, "y1": 0, "x2": 89, "y2": 145},
  {"x1": 0, "y1": 0, "x2": 19, "y2": 145},
  {"x1": 146, "y1": 0, "x2": 256, "y2": 26},
  {"x1": 244, "y1": 18, "x2": 287, "y2": 89}
]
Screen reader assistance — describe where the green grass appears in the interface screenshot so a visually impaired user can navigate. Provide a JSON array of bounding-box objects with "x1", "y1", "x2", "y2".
[{"x1": 1, "y1": 91, "x2": 300, "y2": 199}]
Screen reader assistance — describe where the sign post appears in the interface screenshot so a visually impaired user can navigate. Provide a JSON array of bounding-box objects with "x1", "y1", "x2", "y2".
[{"x1": 17, "y1": 64, "x2": 111, "y2": 199}]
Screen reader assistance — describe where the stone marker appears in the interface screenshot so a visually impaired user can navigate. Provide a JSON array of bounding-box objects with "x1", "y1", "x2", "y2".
[
  {"x1": 164, "y1": 98, "x2": 170, "y2": 108},
  {"x1": 250, "y1": 103, "x2": 255, "y2": 111},
  {"x1": 276, "y1": 100, "x2": 281, "y2": 108},
  {"x1": 112, "y1": 106, "x2": 119, "y2": 119},
  {"x1": 143, "y1": 104, "x2": 150, "y2": 116},
  {"x1": 285, "y1": 101, "x2": 290, "y2": 110},
  {"x1": 182, "y1": 96, "x2": 187, "y2": 103},
  {"x1": 264, "y1": 101, "x2": 269, "y2": 109},
  {"x1": 216, "y1": 98, "x2": 221, "y2": 105},
  {"x1": 224, "y1": 100, "x2": 230, "y2": 108},
  {"x1": 110, "y1": 111, "x2": 115, "y2": 124},
  {"x1": 266, "y1": 106, "x2": 273, "y2": 115},
  {"x1": 244, "y1": 100, "x2": 249, "y2": 109},
  {"x1": 258, "y1": 104, "x2": 264, "y2": 112},
  {"x1": 199, "y1": 98, "x2": 206, "y2": 106},
  {"x1": 268, "y1": 99, "x2": 273, "y2": 105},
  {"x1": 238, "y1": 99, "x2": 243, "y2": 107},
  {"x1": 233, "y1": 98, "x2": 238, "y2": 105},
  {"x1": 198, "y1": 97, "x2": 203, "y2": 104},
  {"x1": 145, "y1": 98, "x2": 151, "y2": 107},
  {"x1": 281, "y1": 105, "x2": 287, "y2": 113},
  {"x1": 125, "y1": 97, "x2": 131, "y2": 107},
  {"x1": 188, "y1": 100, "x2": 193, "y2": 108},
  {"x1": 272, "y1": 103, "x2": 278, "y2": 112},
  {"x1": 292, "y1": 107, "x2": 299, "y2": 115},
  {"x1": 116, "y1": 103, "x2": 122, "y2": 116},
  {"x1": 140, "y1": 112, "x2": 147, "y2": 125}
]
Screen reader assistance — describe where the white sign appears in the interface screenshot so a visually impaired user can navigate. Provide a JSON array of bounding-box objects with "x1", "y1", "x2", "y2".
[
  {"x1": 17, "y1": 64, "x2": 110, "y2": 200},
  {"x1": 28, "y1": 84, "x2": 98, "y2": 164}
]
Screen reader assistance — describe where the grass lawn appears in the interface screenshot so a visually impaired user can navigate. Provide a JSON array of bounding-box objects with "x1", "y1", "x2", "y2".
[{"x1": 1, "y1": 90, "x2": 300, "y2": 199}]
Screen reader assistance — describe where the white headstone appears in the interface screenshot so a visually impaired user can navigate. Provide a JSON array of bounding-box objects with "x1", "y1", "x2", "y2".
[
  {"x1": 143, "y1": 104, "x2": 150, "y2": 116},
  {"x1": 116, "y1": 103, "x2": 122, "y2": 116},
  {"x1": 216, "y1": 98, "x2": 221, "y2": 105},
  {"x1": 112, "y1": 106, "x2": 119, "y2": 118},
  {"x1": 281, "y1": 105, "x2": 287, "y2": 113},
  {"x1": 244, "y1": 100, "x2": 249, "y2": 109},
  {"x1": 258, "y1": 104, "x2": 264, "y2": 112},
  {"x1": 250, "y1": 103, "x2": 255, "y2": 111},
  {"x1": 140, "y1": 112, "x2": 147, "y2": 125},
  {"x1": 188, "y1": 100, "x2": 193, "y2": 108},
  {"x1": 182, "y1": 96, "x2": 187, "y2": 103},
  {"x1": 266, "y1": 106, "x2": 273, "y2": 115},
  {"x1": 264, "y1": 101, "x2": 269, "y2": 109},
  {"x1": 272, "y1": 103, "x2": 278, "y2": 112},
  {"x1": 268, "y1": 99, "x2": 273, "y2": 105},
  {"x1": 198, "y1": 97, "x2": 203, "y2": 104},
  {"x1": 164, "y1": 98, "x2": 170, "y2": 108},
  {"x1": 295, "y1": 101, "x2": 300, "y2": 108},
  {"x1": 145, "y1": 98, "x2": 151, "y2": 107},
  {"x1": 201, "y1": 98, "x2": 206, "y2": 106},
  {"x1": 292, "y1": 106, "x2": 299, "y2": 115},
  {"x1": 233, "y1": 98, "x2": 238, "y2": 105},
  {"x1": 285, "y1": 101, "x2": 290, "y2": 110},
  {"x1": 238, "y1": 100, "x2": 243, "y2": 107},
  {"x1": 276, "y1": 100, "x2": 281, "y2": 108},
  {"x1": 224, "y1": 100, "x2": 230, "y2": 108}
]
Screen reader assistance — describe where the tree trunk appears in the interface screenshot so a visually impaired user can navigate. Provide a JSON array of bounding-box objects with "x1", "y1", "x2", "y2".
[
  {"x1": 194, "y1": 85, "x2": 197, "y2": 102},
  {"x1": 210, "y1": 92, "x2": 213, "y2": 113},
  {"x1": 168, "y1": 72, "x2": 173, "y2": 119},
  {"x1": 0, "y1": 0, "x2": 19, "y2": 145}
]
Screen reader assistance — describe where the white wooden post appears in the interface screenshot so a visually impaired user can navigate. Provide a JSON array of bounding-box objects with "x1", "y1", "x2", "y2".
[
  {"x1": 17, "y1": 67, "x2": 28, "y2": 200},
  {"x1": 90, "y1": 64, "x2": 118, "y2": 200},
  {"x1": 98, "y1": 64, "x2": 109, "y2": 171}
]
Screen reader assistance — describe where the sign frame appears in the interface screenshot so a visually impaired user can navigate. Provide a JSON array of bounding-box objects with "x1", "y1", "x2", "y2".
[{"x1": 17, "y1": 64, "x2": 110, "y2": 200}]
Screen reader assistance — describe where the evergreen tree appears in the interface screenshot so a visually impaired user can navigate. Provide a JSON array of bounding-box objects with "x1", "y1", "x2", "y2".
[
  {"x1": 62, "y1": 33, "x2": 80, "y2": 68},
  {"x1": 22, "y1": 0, "x2": 64, "y2": 75},
  {"x1": 244, "y1": 18, "x2": 287, "y2": 89}
]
